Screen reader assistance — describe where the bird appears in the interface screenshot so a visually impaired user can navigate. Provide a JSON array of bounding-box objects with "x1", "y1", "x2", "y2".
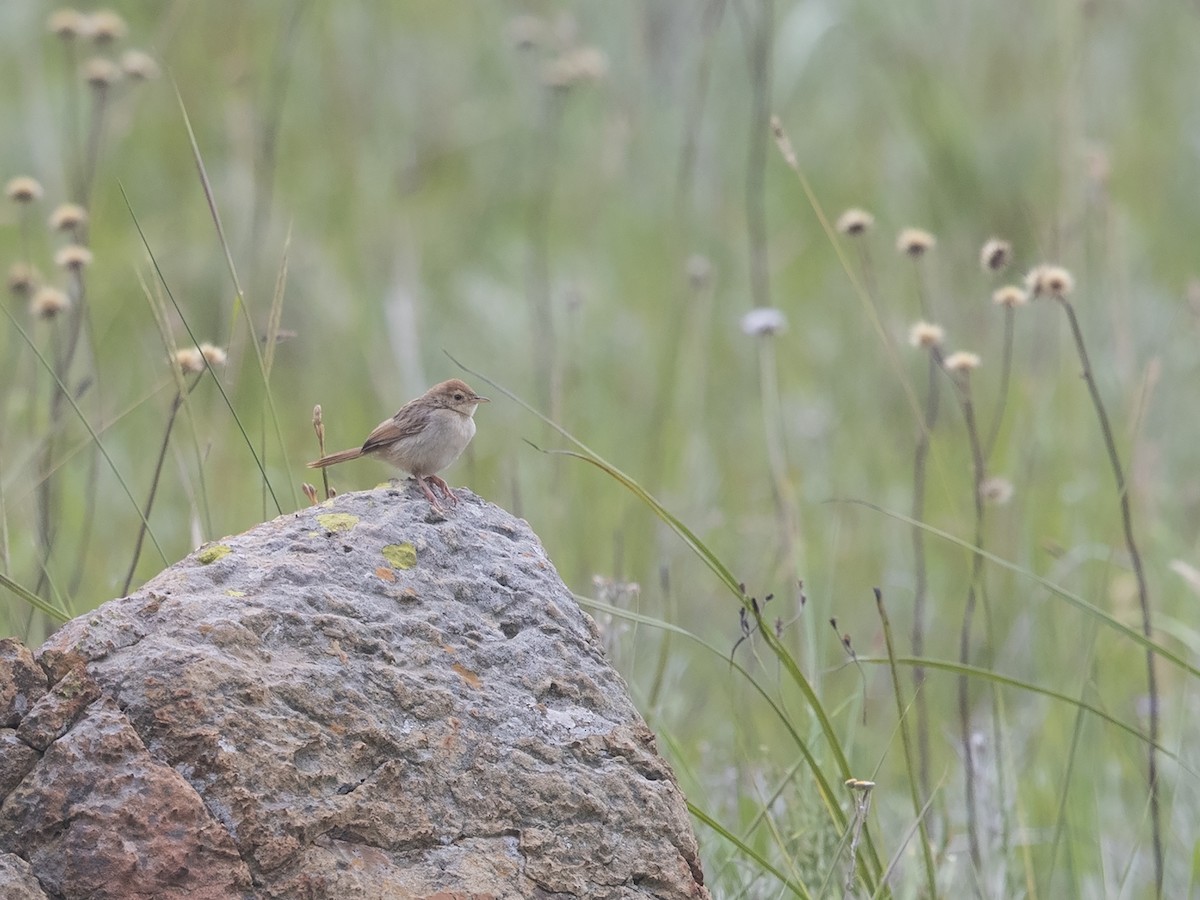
[{"x1": 307, "y1": 379, "x2": 488, "y2": 511}]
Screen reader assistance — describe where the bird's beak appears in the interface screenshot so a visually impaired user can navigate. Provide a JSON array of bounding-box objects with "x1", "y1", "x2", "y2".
[{"x1": 475, "y1": 395, "x2": 490, "y2": 403}]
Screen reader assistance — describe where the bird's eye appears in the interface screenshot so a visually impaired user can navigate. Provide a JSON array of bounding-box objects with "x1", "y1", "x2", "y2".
[{"x1": 454, "y1": 393, "x2": 464, "y2": 401}]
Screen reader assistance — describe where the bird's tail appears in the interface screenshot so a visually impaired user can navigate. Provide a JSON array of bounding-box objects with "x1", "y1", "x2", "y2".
[{"x1": 307, "y1": 447, "x2": 363, "y2": 469}]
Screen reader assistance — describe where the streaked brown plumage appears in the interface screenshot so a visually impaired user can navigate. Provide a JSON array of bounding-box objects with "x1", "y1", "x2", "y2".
[{"x1": 307, "y1": 379, "x2": 487, "y2": 510}]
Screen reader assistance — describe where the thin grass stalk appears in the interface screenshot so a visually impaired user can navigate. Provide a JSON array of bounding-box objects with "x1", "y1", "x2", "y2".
[
  {"x1": 0, "y1": 570, "x2": 69, "y2": 623},
  {"x1": 984, "y1": 307, "x2": 1016, "y2": 460},
  {"x1": 1056, "y1": 295, "x2": 1161, "y2": 894},
  {"x1": 875, "y1": 588, "x2": 938, "y2": 896},
  {"x1": 120, "y1": 182, "x2": 284, "y2": 515},
  {"x1": 742, "y1": 0, "x2": 773, "y2": 312},
  {"x1": 911, "y1": 352, "x2": 940, "y2": 807},
  {"x1": 121, "y1": 374, "x2": 205, "y2": 596}
]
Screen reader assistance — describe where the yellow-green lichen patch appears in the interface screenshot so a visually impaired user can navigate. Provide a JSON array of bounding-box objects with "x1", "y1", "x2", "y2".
[
  {"x1": 382, "y1": 542, "x2": 417, "y2": 569},
  {"x1": 196, "y1": 544, "x2": 232, "y2": 565},
  {"x1": 226, "y1": 589, "x2": 246, "y2": 598},
  {"x1": 316, "y1": 513, "x2": 358, "y2": 533}
]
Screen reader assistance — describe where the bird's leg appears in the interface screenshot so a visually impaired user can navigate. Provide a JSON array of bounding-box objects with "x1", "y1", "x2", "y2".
[
  {"x1": 426, "y1": 474, "x2": 459, "y2": 506},
  {"x1": 414, "y1": 476, "x2": 446, "y2": 513}
]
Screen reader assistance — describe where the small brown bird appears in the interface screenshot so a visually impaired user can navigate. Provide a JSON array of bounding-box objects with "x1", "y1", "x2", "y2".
[{"x1": 308, "y1": 379, "x2": 488, "y2": 510}]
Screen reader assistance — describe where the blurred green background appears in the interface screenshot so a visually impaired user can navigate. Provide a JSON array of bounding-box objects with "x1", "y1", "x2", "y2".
[{"x1": 2, "y1": 1, "x2": 1199, "y2": 895}]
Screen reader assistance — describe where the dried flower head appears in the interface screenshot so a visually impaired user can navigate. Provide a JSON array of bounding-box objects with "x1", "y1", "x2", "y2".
[
  {"x1": 199, "y1": 343, "x2": 227, "y2": 367},
  {"x1": 539, "y1": 46, "x2": 609, "y2": 89},
  {"x1": 908, "y1": 321, "x2": 945, "y2": 349},
  {"x1": 980, "y1": 238, "x2": 1012, "y2": 272},
  {"x1": 685, "y1": 254, "x2": 713, "y2": 291},
  {"x1": 836, "y1": 208, "x2": 875, "y2": 236},
  {"x1": 120, "y1": 49, "x2": 160, "y2": 81},
  {"x1": 54, "y1": 244, "x2": 93, "y2": 271},
  {"x1": 944, "y1": 351, "x2": 981, "y2": 373},
  {"x1": 6, "y1": 176, "x2": 43, "y2": 204},
  {"x1": 173, "y1": 347, "x2": 205, "y2": 374},
  {"x1": 30, "y1": 286, "x2": 70, "y2": 320},
  {"x1": 992, "y1": 285, "x2": 1028, "y2": 308},
  {"x1": 7, "y1": 263, "x2": 41, "y2": 297},
  {"x1": 87, "y1": 10, "x2": 127, "y2": 44},
  {"x1": 740, "y1": 307, "x2": 787, "y2": 337},
  {"x1": 48, "y1": 203, "x2": 88, "y2": 233},
  {"x1": 1025, "y1": 264, "x2": 1075, "y2": 299},
  {"x1": 897, "y1": 228, "x2": 936, "y2": 257},
  {"x1": 48, "y1": 8, "x2": 87, "y2": 40},
  {"x1": 979, "y1": 476, "x2": 1014, "y2": 505},
  {"x1": 84, "y1": 56, "x2": 121, "y2": 89}
]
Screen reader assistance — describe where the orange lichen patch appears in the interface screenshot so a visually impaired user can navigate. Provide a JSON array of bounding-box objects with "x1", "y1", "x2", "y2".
[
  {"x1": 375, "y1": 567, "x2": 395, "y2": 582},
  {"x1": 451, "y1": 663, "x2": 481, "y2": 689}
]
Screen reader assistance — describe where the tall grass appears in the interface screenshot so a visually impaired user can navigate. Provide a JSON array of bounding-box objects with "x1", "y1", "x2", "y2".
[{"x1": 1, "y1": 3, "x2": 1196, "y2": 896}]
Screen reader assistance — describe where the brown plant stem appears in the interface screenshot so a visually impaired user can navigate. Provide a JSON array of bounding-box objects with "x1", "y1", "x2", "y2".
[
  {"x1": 1057, "y1": 296, "x2": 1161, "y2": 895},
  {"x1": 984, "y1": 307, "x2": 1016, "y2": 460}
]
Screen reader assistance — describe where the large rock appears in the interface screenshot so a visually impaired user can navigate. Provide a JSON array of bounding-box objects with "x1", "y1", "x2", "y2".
[{"x1": 0, "y1": 485, "x2": 709, "y2": 899}]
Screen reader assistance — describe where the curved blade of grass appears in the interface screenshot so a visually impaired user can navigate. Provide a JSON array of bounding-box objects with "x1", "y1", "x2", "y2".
[
  {"x1": 844, "y1": 499, "x2": 1200, "y2": 680},
  {"x1": 1, "y1": 303, "x2": 169, "y2": 567},
  {"x1": 864, "y1": 655, "x2": 1189, "y2": 775},
  {"x1": 688, "y1": 801, "x2": 813, "y2": 899},
  {"x1": 119, "y1": 182, "x2": 283, "y2": 516},
  {"x1": 0, "y1": 570, "x2": 70, "y2": 622},
  {"x1": 173, "y1": 81, "x2": 298, "y2": 510}
]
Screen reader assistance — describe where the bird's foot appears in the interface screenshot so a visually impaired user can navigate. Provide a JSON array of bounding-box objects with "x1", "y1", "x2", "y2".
[
  {"x1": 426, "y1": 474, "x2": 459, "y2": 507},
  {"x1": 415, "y1": 476, "x2": 448, "y2": 514}
]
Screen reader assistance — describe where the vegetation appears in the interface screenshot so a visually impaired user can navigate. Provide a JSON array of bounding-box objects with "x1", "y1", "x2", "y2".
[{"x1": 2, "y1": 3, "x2": 1197, "y2": 896}]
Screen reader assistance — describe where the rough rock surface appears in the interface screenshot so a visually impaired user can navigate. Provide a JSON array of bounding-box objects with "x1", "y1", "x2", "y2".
[{"x1": 0, "y1": 485, "x2": 709, "y2": 899}]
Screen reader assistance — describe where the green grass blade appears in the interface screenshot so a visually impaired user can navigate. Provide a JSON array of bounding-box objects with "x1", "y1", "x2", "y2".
[{"x1": 0, "y1": 570, "x2": 70, "y2": 622}]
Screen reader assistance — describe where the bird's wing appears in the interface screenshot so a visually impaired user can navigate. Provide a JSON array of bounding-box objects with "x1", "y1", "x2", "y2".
[{"x1": 360, "y1": 408, "x2": 424, "y2": 453}]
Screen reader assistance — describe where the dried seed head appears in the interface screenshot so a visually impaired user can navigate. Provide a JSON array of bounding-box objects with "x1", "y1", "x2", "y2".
[
  {"x1": 54, "y1": 244, "x2": 93, "y2": 271},
  {"x1": 84, "y1": 56, "x2": 121, "y2": 89},
  {"x1": 539, "y1": 46, "x2": 608, "y2": 89},
  {"x1": 685, "y1": 254, "x2": 713, "y2": 291},
  {"x1": 897, "y1": 227, "x2": 936, "y2": 257},
  {"x1": 199, "y1": 343, "x2": 227, "y2": 367},
  {"x1": 48, "y1": 8, "x2": 87, "y2": 40},
  {"x1": 740, "y1": 307, "x2": 787, "y2": 337},
  {"x1": 6, "y1": 176, "x2": 44, "y2": 204},
  {"x1": 30, "y1": 286, "x2": 70, "y2": 320},
  {"x1": 979, "y1": 476, "x2": 1014, "y2": 505},
  {"x1": 944, "y1": 351, "x2": 981, "y2": 373},
  {"x1": 836, "y1": 208, "x2": 875, "y2": 236},
  {"x1": 980, "y1": 238, "x2": 1012, "y2": 272},
  {"x1": 1025, "y1": 264, "x2": 1075, "y2": 299},
  {"x1": 7, "y1": 263, "x2": 41, "y2": 297},
  {"x1": 992, "y1": 285, "x2": 1028, "y2": 308},
  {"x1": 120, "y1": 49, "x2": 160, "y2": 80},
  {"x1": 173, "y1": 347, "x2": 205, "y2": 374},
  {"x1": 908, "y1": 321, "x2": 945, "y2": 349},
  {"x1": 48, "y1": 203, "x2": 88, "y2": 233},
  {"x1": 87, "y1": 10, "x2": 127, "y2": 44}
]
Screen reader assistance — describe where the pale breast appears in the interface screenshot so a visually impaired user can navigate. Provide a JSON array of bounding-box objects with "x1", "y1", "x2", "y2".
[{"x1": 375, "y1": 408, "x2": 476, "y2": 477}]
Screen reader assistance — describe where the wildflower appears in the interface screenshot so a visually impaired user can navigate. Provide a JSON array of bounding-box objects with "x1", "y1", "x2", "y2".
[
  {"x1": 1025, "y1": 264, "x2": 1075, "y2": 299},
  {"x1": 87, "y1": 10, "x2": 127, "y2": 44},
  {"x1": 979, "y1": 476, "x2": 1014, "y2": 505},
  {"x1": 120, "y1": 49, "x2": 160, "y2": 81},
  {"x1": 5, "y1": 176, "x2": 43, "y2": 204},
  {"x1": 48, "y1": 203, "x2": 88, "y2": 233},
  {"x1": 7, "y1": 263, "x2": 40, "y2": 297},
  {"x1": 30, "y1": 287, "x2": 70, "y2": 320},
  {"x1": 199, "y1": 343, "x2": 227, "y2": 367},
  {"x1": 980, "y1": 238, "x2": 1012, "y2": 272},
  {"x1": 944, "y1": 351, "x2": 981, "y2": 373},
  {"x1": 48, "y1": 9, "x2": 87, "y2": 40},
  {"x1": 740, "y1": 307, "x2": 787, "y2": 336},
  {"x1": 84, "y1": 57, "x2": 121, "y2": 89},
  {"x1": 54, "y1": 244, "x2": 93, "y2": 271},
  {"x1": 173, "y1": 347, "x2": 205, "y2": 374},
  {"x1": 908, "y1": 321, "x2": 945, "y2": 349},
  {"x1": 897, "y1": 228, "x2": 936, "y2": 257},
  {"x1": 992, "y1": 285, "x2": 1028, "y2": 308},
  {"x1": 836, "y1": 208, "x2": 875, "y2": 236}
]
